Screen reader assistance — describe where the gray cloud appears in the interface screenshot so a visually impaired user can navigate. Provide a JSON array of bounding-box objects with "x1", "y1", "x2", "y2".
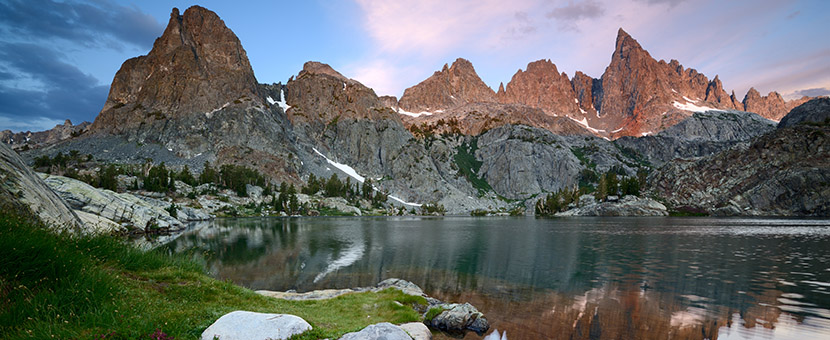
[
  {"x1": 0, "y1": 42, "x2": 108, "y2": 129},
  {"x1": 547, "y1": 0, "x2": 605, "y2": 21},
  {"x1": 0, "y1": 0, "x2": 161, "y2": 131},
  {"x1": 791, "y1": 87, "x2": 830, "y2": 98},
  {"x1": 0, "y1": 0, "x2": 162, "y2": 50},
  {"x1": 633, "y1": 0, "x2": 687, "y2": 7},
  {"x1": 546, "y1": 0, "x2": 605, "y2": 32}
]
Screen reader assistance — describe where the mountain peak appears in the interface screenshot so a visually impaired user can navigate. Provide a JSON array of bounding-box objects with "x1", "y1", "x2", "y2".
[
  {"x1": 614, "y1": 28, "x2": 645, "y2": 59},
  {"x1": 90, "y1": 5, "x2": 261, "y2": 135},
  {"x1": 398, "y1": 58, "x2": 495, "y2": 112},
  {"x1": 300, "y1": 61, "x2": 349, "y2": 82}
]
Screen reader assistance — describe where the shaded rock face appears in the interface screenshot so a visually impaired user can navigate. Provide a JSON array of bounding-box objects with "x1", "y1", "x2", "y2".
[
  {"x1": 778, "y1": 97, "x2": 830, "y2": 128},
  {"x1": 742, "y1": 88, "x2": 811, "y2": 121},
  {"x1": 650, "y1": 124, "x2": 830, "y2": 216},
  {"x1": 398, "y1": 58, "x2": 496, "y2": 112},
  {"x1": 0, "y1": 142, "x2": 81, "y2": 233},
  {"x1": 0, "y1": 120, "x2": 90, "y2": 151},
  {"x1": 476, "y1": 125, "x2": 640, "y2": 200},
  {"x1": 615, "y1": 110, "x2": 777, "y2": 166},
  {"x1": 91, "y1": 6, "x2": 262, "y2": 135},
  {"x1": 427, "y1": 303, "x2": 490, "y2": 335},
  {"x1": 84, "y1": 6, "x2": 300, "y2": 183}
]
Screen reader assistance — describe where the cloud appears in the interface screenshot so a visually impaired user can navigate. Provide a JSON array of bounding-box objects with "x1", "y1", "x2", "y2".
[
  {"x1": 0, "y1": 0, "x2": 162, "y2": 50},
  {"x1": 0, "y1": 115, "x2": 66, "y2": 133},
  {"x1": 632, "y1": 0, "x2": 687, "y2": 7},
  {"x1": 0, "y1": 42, "x2": 108, "y2": 131},
  {"x1": 790, "y1": 87, "x2": 830, "y2": 98},
  {"x1": 354, "y1": 0, "x2": 536, "y2": 56},
  {"x1": 546, "y1": 1, "x2": 605, "y2": 21}
]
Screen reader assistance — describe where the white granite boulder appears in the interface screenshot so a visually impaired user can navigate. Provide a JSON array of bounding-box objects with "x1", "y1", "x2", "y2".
[{"x1": 200, "y1": 311, "x2": 311, "y2": 340}]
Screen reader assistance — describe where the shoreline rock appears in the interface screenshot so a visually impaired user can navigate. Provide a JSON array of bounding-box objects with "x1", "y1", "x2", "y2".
[
  {"x1": 257, "y1": 278, "x2": 488, "y2": 336},
  {"x1": 556, "y1": 195, "x2": 668, "y2": 216}
]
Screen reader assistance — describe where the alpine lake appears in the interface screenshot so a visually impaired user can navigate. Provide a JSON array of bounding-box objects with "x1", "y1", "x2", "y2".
[{"x1": 158, "y1": 216, "x2": 830, "y2": 340}]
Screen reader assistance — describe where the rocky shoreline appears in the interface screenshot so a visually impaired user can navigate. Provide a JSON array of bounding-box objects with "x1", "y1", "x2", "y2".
[{"x1": 204, "y1": 278, "x2": 489, "y2": 340}]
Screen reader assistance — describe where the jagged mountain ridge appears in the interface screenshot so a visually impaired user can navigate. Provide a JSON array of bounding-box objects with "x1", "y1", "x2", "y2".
[
  {"x1": 16, "y1": 6, "x2": 824, "y2": 216},
  {"x1": 396, "y1": 29, "x2": 811, "y2": 139}
]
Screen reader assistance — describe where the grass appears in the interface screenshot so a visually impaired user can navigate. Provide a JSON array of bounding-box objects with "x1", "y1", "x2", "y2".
[
  {"x1": 423, "y1": 306, "x2": 448, "y2": 322},
  {"x1": 454, "y1": 138, "x2": 493, "y2": 195},
  {"x1": 0, "y1": 211, "x2": 426, "y2": 339}
]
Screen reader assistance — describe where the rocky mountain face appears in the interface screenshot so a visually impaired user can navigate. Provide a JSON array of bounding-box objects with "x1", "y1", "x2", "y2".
[
  {"x1": 778, "y1": 97, "x2": 830, "y2": 128},
  {"x1": 0, "y1": 120, "x2": 89, "y2": 151},
  {"x1": 0, "y1": 142, "x2": 82, "y2": 233},
  {"x1": 615, "y1": 110, "x2": 777, "y2": 166},
  {"x1": 398, "y1": 58, "x2": 496, "y2": 113},
  {"x1": 79, "y1": 6, "x2": 300, "y2": 182},
  {"x1": 396, "y1": 29, "x2": 811, "y2": 139},
  {"x1": 649, "y1": 99, "x2": 830, "y2": 216},
  {"x1": 90, "y1": 6, "x2": 262, "y2": 135}
]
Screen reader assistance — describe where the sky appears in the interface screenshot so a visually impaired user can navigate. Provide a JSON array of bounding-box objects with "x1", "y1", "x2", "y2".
[{"x1": 0, "y1": 0, "x2": 828, "y2": 132}]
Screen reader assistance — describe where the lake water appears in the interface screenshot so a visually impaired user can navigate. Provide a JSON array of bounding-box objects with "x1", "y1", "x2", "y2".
[{"x1": 162, "y1": 217, "x2": 830, "y2": 340}]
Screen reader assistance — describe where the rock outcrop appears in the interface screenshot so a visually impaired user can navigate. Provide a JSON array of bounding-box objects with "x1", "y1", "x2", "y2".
[
  {"x1": 427, "y1": 303, "x2": 490, "y2": 335},
  {"x1": 398, "y1": 58, "x2": 496, "y2": 113},
  {"x1": 498, "y1": 59, "x2": 580, "y2": 116},
  {"x1": 778, "y1": 97, "x2": 830, "y2": 128},
  {"x1": 200, "y1": 311, "x2": 312, "y2": 340},
  {"x1": 41, "y1": 174, "x2": 209, "y2": 230},
  {"x1": 91, "y1": 6, "x2": 261, "y2": 135},
  {"x1": 650, "y1": 109, "x2": 829, "y2": 216},
  {"x1": 0, "y1": 142, "x2": 82, "y2": 233},
  {"x1": 615, "y1": 110, "x2": 777, "y2": 166},
  {"x1": 555, "y1": 195, "x2": 668, "y2": 216}
]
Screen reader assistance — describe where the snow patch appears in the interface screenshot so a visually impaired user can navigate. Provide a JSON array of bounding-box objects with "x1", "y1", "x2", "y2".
[
  {"x1": 682, "y1": 96, "x2": 698, "y2": 103},
  {"x1": 312, "y1": 148, "x2": 422, "y2": 207},
  {"x1": 313, "y1": 148, "x2": 365, "y2": 183},
  {"x1": 388, "y1": 195, "x2": 422, "y2": 207},
  {"x1": 574, "y1": 98, "x2": 579, "y2": 104},
  {"x1": 641, "y1": 131, "x2": 653, "y2": 136},
  {"x1": 580, "y1": 107, "x2": 587, "y2": 114},
  {"x1": 672, "y1": 101, "x2": 722, "y2": 113},
  {"x1": 568, "y1": 116, "x2": 606, "y2": 134},
  {"x1": 611, "y1": 127, "x2": 624, "y2": 133},
  {"x1": 266, "y1": 96, "x2": 276, "y2": 105},
  {"x1": 276, "y1": 89, "x2": 291, "y2": 112},
  {"x1": 396, "y1": 108, "x2": 433, "y2": 118},
  {"x1": 671, "y1": 89, "x2": 678, "y2": 93}
]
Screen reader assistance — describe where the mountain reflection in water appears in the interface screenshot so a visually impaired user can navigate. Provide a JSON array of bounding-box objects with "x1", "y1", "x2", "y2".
[{"x1": 161, "y1": 217, "x2": 830, "y2": 339}]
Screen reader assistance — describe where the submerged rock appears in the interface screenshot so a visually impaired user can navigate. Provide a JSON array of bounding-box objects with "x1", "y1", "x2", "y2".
[
  {"x1": 338, "y1": 322, "x2": 412, "y2": 340},
  {"x1": 200, "y1": 311, "x2": 311, "y2": 340},
  {"x1": 556, "y1": 195, "x2": 667, "y2": 216}
]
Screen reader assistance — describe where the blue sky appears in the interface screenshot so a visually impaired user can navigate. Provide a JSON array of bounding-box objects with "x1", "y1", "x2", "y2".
[{"x1": 1, "y1": 0, "x2": 828, "y2": 132}]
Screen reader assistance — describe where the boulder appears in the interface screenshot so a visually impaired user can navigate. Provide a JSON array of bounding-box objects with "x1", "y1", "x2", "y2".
[
  {"x1": 200, "y1": 311, "x2": 311, "y2": 340},
  {"x1": 399, "y1": 322, "x2": 431, "y2": 340},
  {"x1": 377, "y1": 278, "x2": 425, "y2": 297},
  {"x1": 246, "y1": 184, "x2": 264, "y2": 201},
  {"x1": 338, "y1": 322, "x2": 412, "y2": 340},
  {"x1": 427, "y1": 303, "x2": 489, "y2": 334},
  {"x1": 321, "y1": 196, "x2": 361, "y2": 216}
]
